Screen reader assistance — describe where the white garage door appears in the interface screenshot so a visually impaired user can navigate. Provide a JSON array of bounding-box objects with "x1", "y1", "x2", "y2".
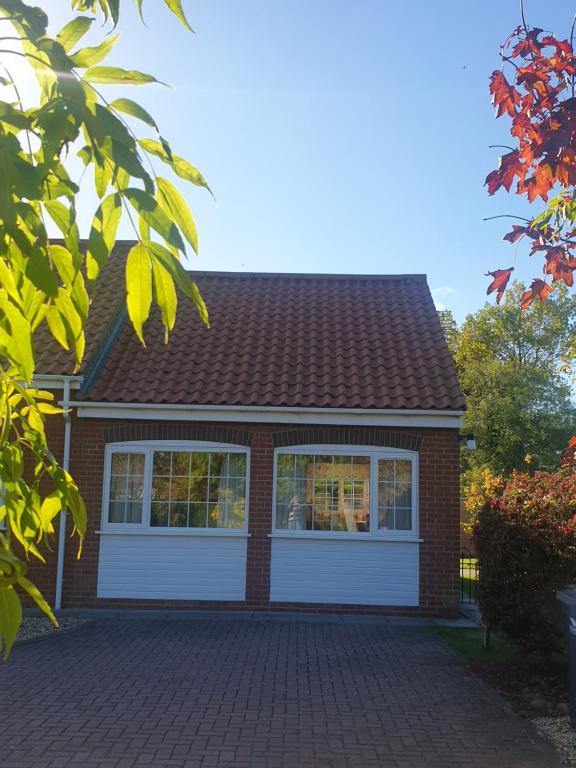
[
  {"x1": 97, "y1": 533, "x2": 248, "y2": 600},
  {"x1": 270, "y1": 538, "x2": 418, "y2": 605}
]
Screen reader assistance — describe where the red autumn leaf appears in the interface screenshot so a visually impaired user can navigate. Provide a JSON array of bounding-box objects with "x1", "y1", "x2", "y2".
[
  {"x1": 562, "y1": 436, "x2": 576, "y2": 467},
  {"x1": 519, "y1": 278, "x2": 553, "y2": 310},
  {"x1": 488, "y1": 20, "x2": 576, "y2": 311},
  {"x1": 485, "y1": 150, "x2": 522, "y2": 195},
  {"x1": 544, "y1": 246, "x2": 576, "y2": 286},
  {"x1": 489, "y1": 70, "x2": 521, "y2": 117},
  {"x1": 486, "y1": 267, "x2": 514, "y2": 303}
]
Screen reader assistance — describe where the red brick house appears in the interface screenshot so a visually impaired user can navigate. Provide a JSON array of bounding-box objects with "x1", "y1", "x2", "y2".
[{"x1": 32, "y1": 242, "x2": 465, "y2": 617}]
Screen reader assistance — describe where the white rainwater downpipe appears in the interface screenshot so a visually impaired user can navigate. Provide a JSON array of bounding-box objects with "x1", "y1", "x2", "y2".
[{"x1": 55, "y1": 377, "x2": 72, "y2": 611}]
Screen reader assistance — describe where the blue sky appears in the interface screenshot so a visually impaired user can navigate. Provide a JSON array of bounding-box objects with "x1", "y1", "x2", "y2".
[{"x1": 38, "y1": 1, "x2": 576, "y2": 321}]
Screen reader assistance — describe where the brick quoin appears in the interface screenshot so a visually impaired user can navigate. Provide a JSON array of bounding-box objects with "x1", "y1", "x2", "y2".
[{"x1": 37, "y1": 416, "x2": 459, "y2": 617}]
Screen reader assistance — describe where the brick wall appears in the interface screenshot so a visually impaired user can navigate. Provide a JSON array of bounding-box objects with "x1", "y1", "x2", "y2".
[{"x1": 40, "y1": 418, "x2": 461, "y2": 617}]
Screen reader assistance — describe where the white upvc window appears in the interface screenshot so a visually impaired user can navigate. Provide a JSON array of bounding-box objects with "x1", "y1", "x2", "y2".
[
  {"x1": 273, "y1": 445, "x2": 418, "y2": 539},
  {"x1": 102, "y1": 442, "x2": 250, "y2": 532}
]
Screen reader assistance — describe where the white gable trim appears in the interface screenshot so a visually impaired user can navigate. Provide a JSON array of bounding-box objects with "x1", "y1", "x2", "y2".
[{"x1": 69, "y1": 402, "x2": 463, "y2": 429}]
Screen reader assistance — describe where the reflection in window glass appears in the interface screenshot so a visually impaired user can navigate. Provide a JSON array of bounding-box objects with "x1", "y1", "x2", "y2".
[
  {"x1": 378, "y1": 460, "x2": 413, "y2": 531},
  {"x1": 275, "y1": 454, "x2": 370, "y2": 532},
  {"x1": 108, "y1": 453, "x2": 145, "y2": 524},
  {"x1": 150, "y1": 451, "x2": 246, "y2": 528}
]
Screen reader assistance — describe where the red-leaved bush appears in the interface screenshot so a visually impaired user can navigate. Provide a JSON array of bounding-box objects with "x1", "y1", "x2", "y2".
[{"x1": 474, "y1": 469, "x2": 576, "y2": 649}]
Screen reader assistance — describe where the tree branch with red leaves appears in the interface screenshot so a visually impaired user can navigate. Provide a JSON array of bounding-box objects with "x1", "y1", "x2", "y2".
[{"x1": 486, "y1": 7, "x2": 576, "y2": 310}]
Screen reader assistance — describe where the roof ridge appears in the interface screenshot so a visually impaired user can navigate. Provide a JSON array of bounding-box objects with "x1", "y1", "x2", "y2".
[{"x1": 186, "y1": 270, "x2": 429, "y2": 282}]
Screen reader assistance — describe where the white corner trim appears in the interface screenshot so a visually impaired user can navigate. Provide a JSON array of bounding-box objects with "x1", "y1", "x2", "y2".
[
  {"x1": 71, "y1": 402, "x2": 463, "y2": 429},
  {"x1": 33, "y1": 374, "x2": 84, "y2": 391}
]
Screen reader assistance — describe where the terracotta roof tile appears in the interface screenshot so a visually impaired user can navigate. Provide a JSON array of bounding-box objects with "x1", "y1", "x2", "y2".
[{"x1": 77, "y1": 247, "x2": 464, "y2": 411}]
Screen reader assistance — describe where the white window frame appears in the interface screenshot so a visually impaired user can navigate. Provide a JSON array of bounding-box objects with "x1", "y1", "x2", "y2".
[
  {"x1": 101, "y1": 441, "x2": 250, "y2": 534},
  {"x1": 272, "y1": 444, "x2": 419, "y2": 541}
]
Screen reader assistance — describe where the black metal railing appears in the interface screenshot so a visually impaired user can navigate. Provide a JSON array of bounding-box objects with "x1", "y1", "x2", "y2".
[{"x1": 460, "y1": 548, "x2": 478, "y2": 604}]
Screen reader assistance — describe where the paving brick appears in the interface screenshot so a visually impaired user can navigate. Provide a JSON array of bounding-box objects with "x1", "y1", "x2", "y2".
[{"x1": 1, "y1": 617, "x2": 561, "y2": 767}]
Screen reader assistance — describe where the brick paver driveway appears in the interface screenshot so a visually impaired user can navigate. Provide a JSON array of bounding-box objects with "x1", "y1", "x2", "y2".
[{"x1": 1, "y1": 616, "x2": 561, "y2": 768}]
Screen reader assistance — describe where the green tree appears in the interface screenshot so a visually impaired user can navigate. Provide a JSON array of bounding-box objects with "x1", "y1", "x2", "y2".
[
  {"x1": 454, "y1": 283, "x2": 576, "y2": 476},
  {"x1": 0, "y1": 0, "x2": 209, "y2": 657}
]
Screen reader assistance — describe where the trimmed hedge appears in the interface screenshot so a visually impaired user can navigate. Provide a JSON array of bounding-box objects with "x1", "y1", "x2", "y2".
[{"x1": 474, "y1": 469, "x2": 576, "y2": 650}]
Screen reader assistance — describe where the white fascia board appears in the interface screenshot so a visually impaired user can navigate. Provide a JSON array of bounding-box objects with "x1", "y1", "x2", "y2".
[
  {"x1": 32, "y1": 374, "x2": 83, "y2": 391},
  {"x1": 71, "y1": 402, "x2": 464, "y2": 429}
]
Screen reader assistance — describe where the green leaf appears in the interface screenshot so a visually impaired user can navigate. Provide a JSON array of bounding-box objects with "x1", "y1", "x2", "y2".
[
  {"x1": 138, "y1": 138, "x2": 212, "y2": 194},
  {"x1": 71, "y1": 33, "x2": 119, "y2": 68},
  {"x1": 18, "y1": 576, "x2": 57, "y2": 626},
  {"x1": 145, "y1": 241, "x2": 209, "y2": 327},
  {"x1": 94, "y1": 161, "x2": 112, "y2": 199},
  {"x1": 87, "y1": 193, "x2": 122, "y2": 280},
  {"x1": 151, "y1": 256, "x2": 177, "y2": 335},
  {"x1": 45, "y1": 306, "x2": 69, "y2": 351},
  {"x1": 163, "y1": 0, "x2": 194, "y2": 32},
  {"x1": 54, "y1": 289, "x2": 84, "y2": 365},
  {"x1": 110, "y1": 98, "x2": 158, "y2": 130},
  {"x1": 84, "y1": 66, "x2": 160, "y2": 85},
  {"x1": 56, "y1": 16, "x2": 94, "y2": 52},
  {"x1": 124, "y1": 188, "x2": 185, "y2": 252},
  {"x1": 126, "y1": 243, "x2": 152, "y2": 344},
  {"x1": 25, "y1": 248, "x2": 59, "y2": 298},
  {"x1": 156, "y1": 177, "x2": 199, "y2": 254},
  {"x1": 48, "y1": 245, "x2": 76, "y2": 288},
  {"x1": 0, "y1": 585, "x2": 21, "y2": 659},
  {"x1": 0, "y1": 299, "x2": 34, "y2": 380}
]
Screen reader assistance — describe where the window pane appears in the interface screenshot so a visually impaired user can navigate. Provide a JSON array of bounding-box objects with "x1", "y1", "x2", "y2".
[
  {"x1": 189, "y1": 477, "x2": 208, "y2": 502},
  {"x1": 170, "y1": 476, "x2": 190, "y2": 502},
  {"x1": 126, "y1": 501, "x2": 143, "y2": 524},
  {"x1": 209, "y1": 502, "x2": 230, "y2": 528},
  {"x1": 111, "y1": 453, "x2": 129, "y2": 474},
  {"x1": 377, "y1": 458, "x2": 413, "y2": 532},
  {"x1": 108, "y1": 452, "x2": 145, "y2": 524},
  {"x1": 276, "y1": 478, "x2": 293, "y2": 505},
  {"x1": 396, "y1": 460, "x2": 412, "y2": 483},
  {"x1": 381, "y1": 507, "x2": 395, "y2": 530},
  {"x1": 209, "y1": 452, "x2": 226, "y2": 476},
  {"x1": 153, "y1": 451, "x2": 171, "y2": 476},
  {"x1": 294, "y1": 454, "x2": 314, "y2": 478},
  {"x1": 208, "y1": 477, "x2": 221, "y2": 502},
  {"x1": 378, "y1": 460, "x2": 394, "y2": 482},
  {"x1": 313, "y1": 508, "x2": 330, "y2": 530},
  {"x1": 189, "y1": 502, "x2": 208, "y2": 527},
  {"x1": 171, "y1": 452, "x2": 191, "y2": 476},
  {"x1": 152, "y1": 475, "x2": 171, "y2": 501},
  {"x1": 276, "y1": 504, "x2": 289, "y2": 528},
  {"x1": 110, "y1": 475, "x2": 128, "y2": 500},
  {"x1": 150, "y1": 501, "x2": 169, "y2": 527},
  {"x1": 227, "y1": 477, "x2": 246, "y2": 505},
  {"x1": 228, "y1": 453, "x2": 246, "y2": 477},
  {"x1": 127, "y1": 474, "x2": 144, "y2": 500},
  {"x1": 170, "y1": 502, "x2": 188, "y2": 528},
  {"x1": 395, "y1": 508, "x2": 412, "y2": 530},
  {"x1": 277, "y1": 454, "x2": 294, "y2": 477},
  {"x1": 109, "y1": 501, "x2": 125, "y2": 523},
  {"x1": 396, "y1": 483, "x2": 412, "y2": 507},
  {"x1": 190, "y1": 453, "x2": 209, "y2": 476},
  {"x1": 130, "y1": 454, "x2": 145, "y2": 474}
]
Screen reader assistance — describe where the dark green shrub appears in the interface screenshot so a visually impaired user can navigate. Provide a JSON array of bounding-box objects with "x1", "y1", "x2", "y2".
[{"x1": 474, "y1": 469, "x2": 576, "y2": 650}]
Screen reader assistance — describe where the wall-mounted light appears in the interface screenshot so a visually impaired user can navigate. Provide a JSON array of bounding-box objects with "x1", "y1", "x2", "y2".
[{"x1": 458, "y1": 433, "x2": 477, "y2": 450}]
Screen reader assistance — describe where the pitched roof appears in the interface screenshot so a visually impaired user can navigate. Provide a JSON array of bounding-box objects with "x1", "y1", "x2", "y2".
[{"x1": 57, "y1": 244, "x2": 464, "y2": 411}]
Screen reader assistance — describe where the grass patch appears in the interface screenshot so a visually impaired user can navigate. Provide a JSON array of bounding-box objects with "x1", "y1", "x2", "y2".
[{"x1": 435, "y1": 626, "x2": 519, "y2": 666}]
